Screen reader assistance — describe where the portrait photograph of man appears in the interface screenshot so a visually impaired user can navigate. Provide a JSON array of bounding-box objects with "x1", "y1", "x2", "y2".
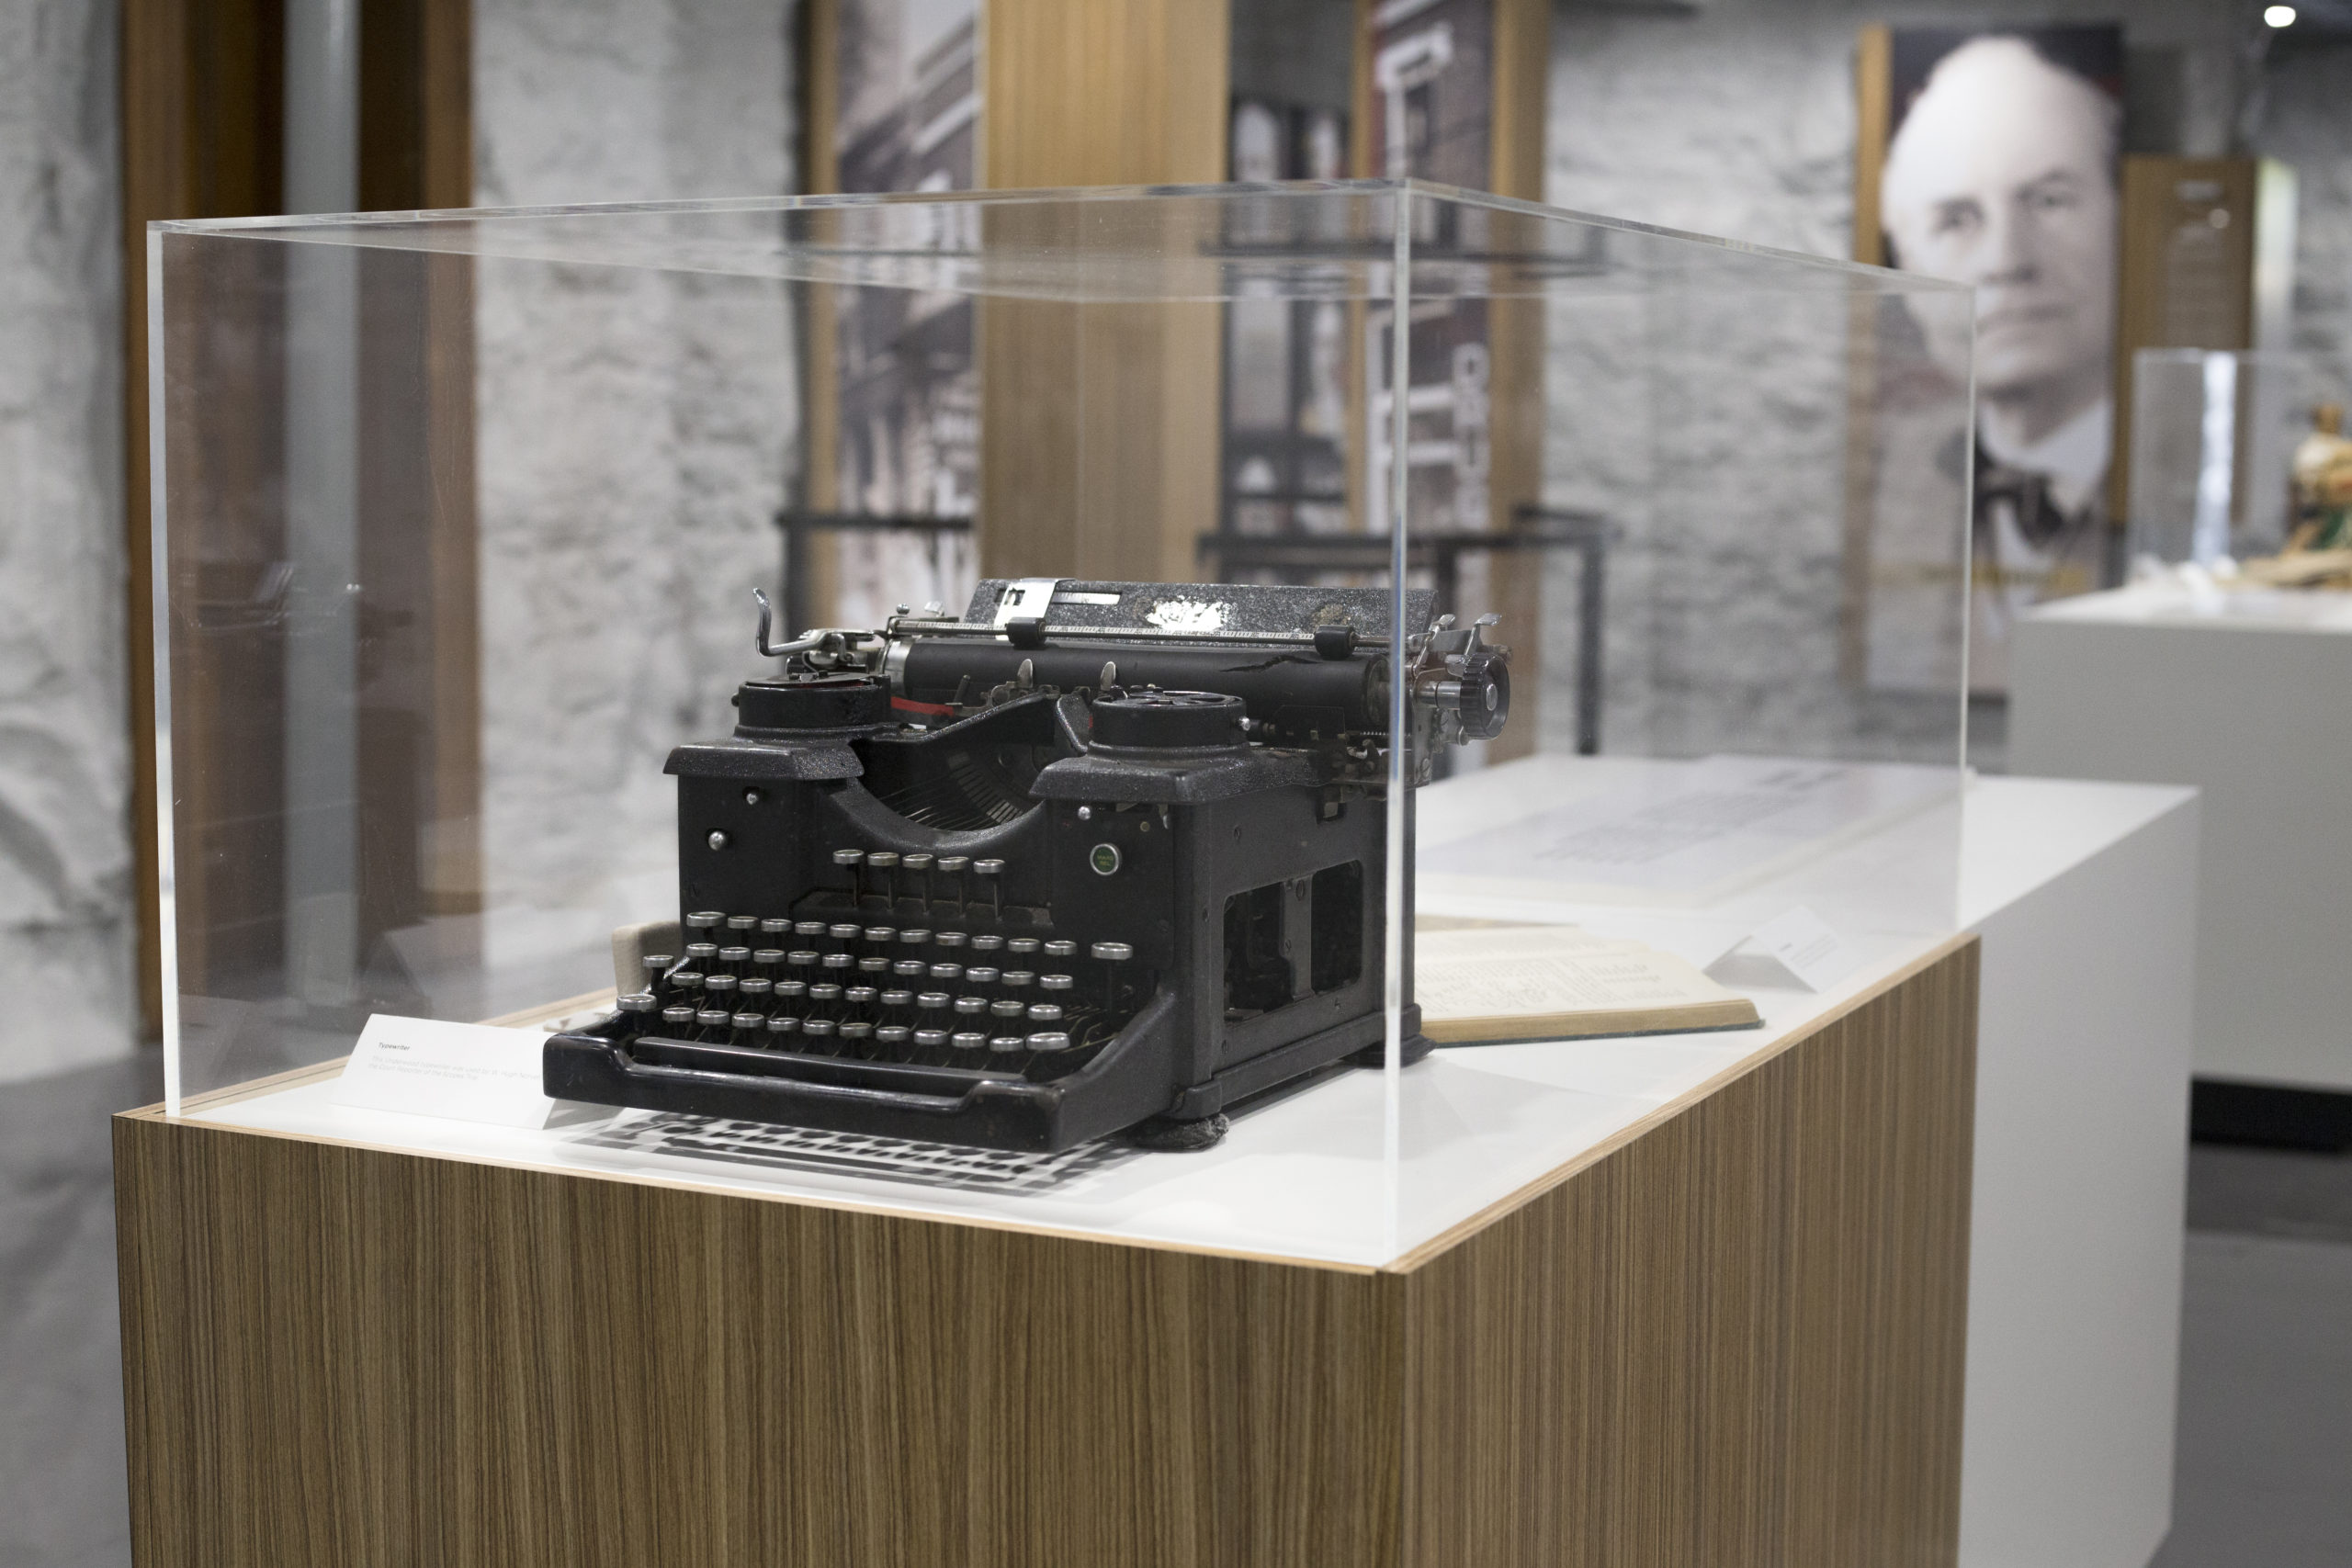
[{"x1": 1867, "y1": 24, "x2": 2125, "y2": 689}]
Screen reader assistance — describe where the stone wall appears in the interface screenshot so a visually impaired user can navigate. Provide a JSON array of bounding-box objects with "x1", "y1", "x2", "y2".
[
  {"x1": 0, "y1": 0, "x2": 130, "y2": 1082},
  {"x1": 460, "y1": 0, "x2": 799, "y2": 1013},
  {"x1": 2255, "y1": 41, "x2": 2352, "y2": 401}
]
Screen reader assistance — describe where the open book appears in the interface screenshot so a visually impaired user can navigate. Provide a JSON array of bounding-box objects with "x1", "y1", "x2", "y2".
[{"x1": 1415, "y1": 923, "x2": 1761, "y2": 1045}]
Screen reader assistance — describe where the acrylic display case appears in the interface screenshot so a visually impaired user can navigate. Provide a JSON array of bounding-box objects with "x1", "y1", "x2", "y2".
[
  {"x1": 152, "y1": 181, "x2": 1973, "y2": 1267},
  {"x1": 2126, "y1": 347, "x2": 2329, "y2": 567}
]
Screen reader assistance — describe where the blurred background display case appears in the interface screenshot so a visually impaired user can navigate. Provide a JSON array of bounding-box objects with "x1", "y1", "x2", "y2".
[{"x1": 150, "y1": 180, "x2": 1973, "y2": 1267}]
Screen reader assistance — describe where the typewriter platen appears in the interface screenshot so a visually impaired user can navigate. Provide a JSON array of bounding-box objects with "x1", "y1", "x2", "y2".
[{"x1": 544, "y1": 577, "x2": 1510, "y2": 1153}]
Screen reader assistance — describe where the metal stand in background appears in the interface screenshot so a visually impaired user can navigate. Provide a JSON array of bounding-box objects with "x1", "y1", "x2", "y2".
[
  {"x1": 771, "y1": 512, "x2": 976, "y2": 638},
  {"x1": 1199, "y1": 506, "x2": 1616, "y2": 756}
]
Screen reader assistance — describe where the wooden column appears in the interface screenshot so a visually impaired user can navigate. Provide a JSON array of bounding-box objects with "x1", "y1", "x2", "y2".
[
  {"x1": 123, "y1": 0, "x2": 476, "y2": 1018},
  {"x1": 116, "y1": 939, "x2": 1976, "y2": 1567},
  {"x1": 976, "y1": 0, "x2": 1231, "y2": 581}
]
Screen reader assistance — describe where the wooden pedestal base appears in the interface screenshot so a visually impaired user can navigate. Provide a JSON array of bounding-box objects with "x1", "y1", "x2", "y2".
[{"x1": 116, "y1": 941, "x2": 1975, "y2": 1567}]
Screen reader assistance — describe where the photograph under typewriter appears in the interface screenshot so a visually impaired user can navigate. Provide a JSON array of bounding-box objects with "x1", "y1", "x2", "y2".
[{"x1": 543, "y1": 577, "x2": 1511, "y2": 1156}]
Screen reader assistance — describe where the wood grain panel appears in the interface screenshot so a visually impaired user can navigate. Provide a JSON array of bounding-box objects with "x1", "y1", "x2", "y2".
[
  {"x1": 118, "y1": 943, "x2": 1975, "y2": 1567},
  {"x1": 116, "y1": 1113, "x2": 1403, "y2": 1568},
  {"x1": 976, "y1": 0, "x2": 1228, "y2": 583},
  {"x1": 1396, "y1": 941, "x2": 1976, "y2": 1568}
]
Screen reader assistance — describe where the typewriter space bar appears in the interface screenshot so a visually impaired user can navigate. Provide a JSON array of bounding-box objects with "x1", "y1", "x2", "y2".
[{"x1": 622, "y1": 1043, "x2": 982, "y2": 1114}]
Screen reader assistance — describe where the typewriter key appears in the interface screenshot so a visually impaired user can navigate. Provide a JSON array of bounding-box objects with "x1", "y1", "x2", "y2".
[
  {"x1": 758, "y1": 917, "x2": 792, "y2": 938},
  {"x1": 989, "y1": 998, "x2": 1024, "y2": 1020},
  {"x1": 669, "y1": 971, "x2": 705, "y2": 997},
  {"x1": 704, "y1": 974, "x2": 739, "y2": 1000},
  {"x1": 899, "y1": 928, "x2": 933, "y2": 948},
  {"x1": 730, "y1": 1011, "x2": 764, "y2": 1040},
  {"x1": 863, "y1": 925, "x2": 896, "y2": 946},
  {"x1": 839, "y1": 1021, "x2": 874, "y2": 1043},
  {"x1": 802, "y1": 1018, "x2": 837, "y2": 1040},
  {"x1": 880, "y1": 989, "x2": 913, "y2": 1010},
  {"x1": 876, "y1": 1025, "x2": 911, "y2": 1048},
  {"x1": 764, "y1": 1015, "x2": 799, "y2": 1039},
  {"x1": 867, "y1": 851, "x2": 899, "y2": 903},
  {"x1": 1027, "y1": 1002, "x2": 1064, "y2": 1024},
  {"x1": 951, "y1": 1032, "x2": 988, "y2": 1053},
  {"x1": 989, "y1": 1035, "x2": 1026, "y2": 1054},
  {"x1": 1091, "y1": 942, "x2": 1134, "y2": 1010},
  {"x1": 859, "y1": 955, "x2": 890, "y2": 976},
  {"x1": 795, "y1": 920, "x2": 827, "y2": 939},
  {"x1": 914, "y1": 1028, "x2": 949, "y2": 1049},
  {"x1": 974, "y1": 858, "x2": 1005, "y2": 916},
  {"x1": 695, "y1": 1008, "x2": 732, "y2": 1040},
  {"x1": 845, "y1": 987, "x2": 877, "y2": 1016},
  {"x1": 954, "y1": 996, "x2": 988, "y2": 1016},
  {"x1": 969, "y1": 933, "x2": 1004, "y2": 954},
  {"x1": 933, "y1": 930, "x2": 967, "y2": 950},
  {"x1": 774, "y1": 979, "x2": 808, "y2": 1003},
  {"x1": 829, "y1": 922, "x2": 861, "y2": 943},
  {"x1": 752, "y1": 948, "x2": 785, "y2": 973},
  {"x1": 893, "y1": 958, "x2": 925, "y2": 978},
  {"x1": 726, "y1": 914, "x2": 759, "y2": 934},
  {"x1": 739, "y1": 977, "x2": 773, "y2": 1002},
  {"x1": 616, "y1": 994, "x2": 657, "y2": 1034},
  {"x1": 915, "y1": 991, "x2": 951, "y2": 1013},
  {"x1": 965, "y1": 965, "x2": 1001, "y2": 987},
  {"x1": 786, "y1": 949, "x2": 819, "y2": 970},
  {"x1": 1043, "y1": 940, "x2": 1077, "y2": 960},
  {"x1": 821, "y1": 953, "x2": 854, "y2": 975},
  {"x1": 935, "y1": 855, "x2": 969, "y2": 910},
  {"x1": 901, "y1": 852, "x2": 934, "y2": 903},
  {"x1": 639, "y1": 955, "x2": 675, "y2": 992},
  {"x1": 928, "y1": 962, "x2": 963, "y2": 985},
  {"x1": 808, "y1": 983, "x2": 843, "y2": 1008},
  {"x1": 684, "y1": 941, "x2": 719, "y2": 965},
  {"x1": 717, "y1": 945, "x2": 751, "y2": 972},
  {"x1": 831, "y1": 847, "x2": 865, "y2": 899},
  {"x1": 1007, "y1": 937, "x2": 1040, "y2": 958},
  {"x1": 1039, "y1": 973, "x2": 1073, "y2": 992},
  {"x1": 661, "y1": 1004, "x2": 697, "y2": 1034},
  {"x1": 1001, "y1": 970, "x2": 1035, "y2": 990},
  {"x1": 1028, "y1": 1031, "x2": 1073, "y2": 1053},
  {"x1": 684, "y1": 910, "x2": 725, "y2": 932}
]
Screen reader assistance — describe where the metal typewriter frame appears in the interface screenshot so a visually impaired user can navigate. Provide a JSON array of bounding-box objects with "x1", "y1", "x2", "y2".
[{"x1": 545, "y1": 578, "x2": 1509, "y2": 1154}]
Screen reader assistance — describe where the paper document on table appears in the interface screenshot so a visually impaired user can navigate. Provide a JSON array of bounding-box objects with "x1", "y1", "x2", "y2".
[
  {"x1": 1419, "y1": 756, "x2": 1953, "y2": 902},
  {"x1": 1416, "y1": 925, "x2": 1760, "y2": 1044}
]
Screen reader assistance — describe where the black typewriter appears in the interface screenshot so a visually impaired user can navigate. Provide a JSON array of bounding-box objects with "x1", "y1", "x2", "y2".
[{"x1": 544, "y1": 577, "x2": 1510, "y2": 1152}]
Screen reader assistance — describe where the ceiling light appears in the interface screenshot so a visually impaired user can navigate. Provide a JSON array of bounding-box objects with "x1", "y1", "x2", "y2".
[{"x1": 2265, "y1": 5, "x2": 2297, "y2": 26}]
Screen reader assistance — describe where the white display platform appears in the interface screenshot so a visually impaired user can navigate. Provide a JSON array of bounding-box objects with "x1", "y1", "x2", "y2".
[
  {"x1": 186, "y1": 761, "x2": 2196, "y2": 1565},
  {"x1": 1956, "y1": 774, "x2": 2197, "y2": 1568},
  {"x1": 2012, "y1": 582, "x2": 2352, "y2": 1092}
]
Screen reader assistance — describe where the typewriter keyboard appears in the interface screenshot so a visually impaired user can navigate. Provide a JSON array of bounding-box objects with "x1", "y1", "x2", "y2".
[{"x1": 617, "y1": 906, "x2": 1148, "y2": 1082}]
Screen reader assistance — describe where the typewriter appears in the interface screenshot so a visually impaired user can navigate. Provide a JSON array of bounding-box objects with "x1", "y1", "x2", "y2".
[{"x1": 544, "y1": 577, "x2": 1510, "y2": 1153}]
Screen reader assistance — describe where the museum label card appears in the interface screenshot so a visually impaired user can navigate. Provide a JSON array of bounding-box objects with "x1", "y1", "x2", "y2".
[
  {"x1": 1705, "y1": 905, "x2": 1859, "y2": 994},
  {"x1": 334, "y1": 1014, "x2": 612, "y2": 1129}
]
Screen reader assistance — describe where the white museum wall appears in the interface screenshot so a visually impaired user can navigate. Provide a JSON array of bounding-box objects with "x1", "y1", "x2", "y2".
[{"x1": 0, "y1": 0, "x2": 133, "y2": 1084}]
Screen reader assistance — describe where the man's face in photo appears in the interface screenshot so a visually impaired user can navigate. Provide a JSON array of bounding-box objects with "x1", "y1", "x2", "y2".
[{"x1": 1881, "y1": 38, "x2": 2119, "y2": 432}]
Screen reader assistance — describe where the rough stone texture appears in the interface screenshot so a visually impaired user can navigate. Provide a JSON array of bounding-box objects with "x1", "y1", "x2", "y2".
[
  {"x1": 2254, "y1": 43, "x2": 2352, "y2": 406},
  {"x1": 1538, "y1": 0, "x2": 2249, "y2": 772},
  {"x1": 0, "y1": 0, "x2": 133, "y2": 1083},
  {"x1": 465, "y1": 0, "x2": 799, "y2": 1010}
]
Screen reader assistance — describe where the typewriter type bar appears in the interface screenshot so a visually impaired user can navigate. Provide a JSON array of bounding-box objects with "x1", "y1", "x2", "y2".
[{"x1": 546, "y1": 579, "x2": 1510, "y2": 1153}]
